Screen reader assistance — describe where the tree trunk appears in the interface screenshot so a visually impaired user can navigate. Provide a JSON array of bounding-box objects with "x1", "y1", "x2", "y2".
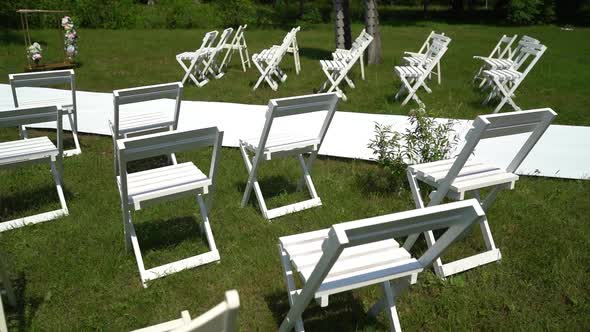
[
  {"x1": 299, "y1": 0, "x2": 305, "y2": 18},
  {"x1": 364, "y1": 0, "x2": 382, "y2": 64},
  {"x1": 423, "y1": 0, "x2": 430, "y2": 18},
  {"x1": 333, "y1": 0, "x2": 352, "y2": 49}
]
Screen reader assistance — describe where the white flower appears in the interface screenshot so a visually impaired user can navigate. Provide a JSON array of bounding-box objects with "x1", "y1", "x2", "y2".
[{"x1": 66, "y1": 45, "x2": 77, "y2": 55}]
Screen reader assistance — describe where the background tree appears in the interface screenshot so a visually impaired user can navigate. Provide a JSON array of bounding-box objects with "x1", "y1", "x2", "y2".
[
  {"x1": 333, "y1": 0, "x2": 353, "y2": 49},
  {"x1": 364, "y1": 0, "x2": 382, "y2": 64}
]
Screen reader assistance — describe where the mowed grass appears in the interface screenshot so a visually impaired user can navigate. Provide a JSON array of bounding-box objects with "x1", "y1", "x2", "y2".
[
  {"x1": 1, "y1": 23, "x2": 590, "y2": 125},
  {"x1": 0, "y1": 23, "x2": 589, "y2": 330}
]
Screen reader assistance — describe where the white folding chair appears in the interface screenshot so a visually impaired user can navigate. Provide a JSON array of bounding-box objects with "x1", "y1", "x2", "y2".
[
  {"x1": 252, "y1": 27, "x2": 300, "y2": 91},
  {"x1": 394, "y1": 41, "x2": 448, "y2": 107},
  {"x1": 0, "y1": 105, "x2": 68, "y2": 232},
  {"x1": 110, "y1": 82, "x2": 183, "y2": 175},
  {"x1": 9, "y1": 69, "x2": 81, "y2": 156},
  {"x1": 472, "y1": 34, "x2": 518, "y2": 85},
  {"x1": 278, "y1": 199, "x2": 486, "y2": 332},
  {"x1": 239, "y1": 93, "x2": 338, "y2": 220},
  {"x1": 482, "y1": 42, "x2": 547, "y2": 113},
  {"x1": 200, "y1": 28, "x2": 234, "y2": 80},
  {"x1": 318, "y1": 32, "x2": 373, "y2": 101},
  {"x1": 402, "y1": 31, "x2": 451, "y2": 85},
  {"x1": 0, "y1": 256, "x2": 16, "y2": 332},
  {"x1": 406, "y1": 109, "x2": 557, "y2": 279},
  {"x1": 332, "y1": 28, "x2": 374, "y2": 80},
  {"x1": 131, "y1": 290, "x2": 239, "y2": 332},
  {"x1": 176, "y1": 31, "x2": 218, "y2": 86},
  {"x1": 285, "y1": 27, "x2": 302, "y2": 75},
  {"x1": 220, "y1": 24, "x2": 251, "y2": 72},
  {"x1": 115, "y1": 127, "x2": 224, "y2": 287}
]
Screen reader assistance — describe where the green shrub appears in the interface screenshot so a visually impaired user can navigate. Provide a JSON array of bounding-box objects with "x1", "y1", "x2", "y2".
[
  {"x1": 216, "y1": 0, "x2": 257, "y2": 26},
  {"x1": 367, "y1": 108, "x2": 459, "y2": 191}
]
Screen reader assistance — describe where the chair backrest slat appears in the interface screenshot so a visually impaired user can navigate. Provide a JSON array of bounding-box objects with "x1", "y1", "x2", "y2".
[
  {"x1": 214, "y1": 28, "x2": 233, "y2": 51},
  {"x1": 198, "y1": 31, "x2": 218, "y2": 52},
  {"x1": 118, "y1": 127, "x2": 221, "y2": 163},
  {"x1": 9, "y1": 69, "x2": 74, "y2": 88},
  {"x1": 172, "y1": 290, "x2": 239, "y2": 332},
  {"x1": 0, "y1": 105, "x2": 60, "y2": 127}
]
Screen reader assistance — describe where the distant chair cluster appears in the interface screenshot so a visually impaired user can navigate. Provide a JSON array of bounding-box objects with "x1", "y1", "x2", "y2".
[{"x1": 0, "y1": 26, "x2": 557, "y2": 332}]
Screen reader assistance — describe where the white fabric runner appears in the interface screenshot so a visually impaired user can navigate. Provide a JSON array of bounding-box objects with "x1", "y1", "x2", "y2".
[{"x1": 1, "y1": 84, "x2": 588, "y2": 180}]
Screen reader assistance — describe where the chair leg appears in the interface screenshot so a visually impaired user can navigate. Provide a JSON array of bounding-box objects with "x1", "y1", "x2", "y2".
[
  {"x1": 279, "y1": 244, "x2": 305, "y2": 332},
  {"x1": 64, "y1": 110, "x2": 82, "y2": 156},
  {"x1": 360, "y1": 53, "x2": 365, "y2": 80},
  {"x1": 368, "y1": 281, "x2": 405, "y2": 332}
]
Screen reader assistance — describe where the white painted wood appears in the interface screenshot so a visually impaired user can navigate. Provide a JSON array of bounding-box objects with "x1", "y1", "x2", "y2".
[
  {"x1": 220, "y1": 25, "x2": 251, "y2": 72},
  {"x1": 9, "y1": 69, "x2": 81, "y2": 156},
  {"x1": 0, "y1": 105, "x2": 68, "y2": 233},
  {"x1": 406, "y1": 108, "x2": 556, "y2": 279},
  {"x1": 319, "y1": 29, "x2": 374, "y2": 101},
  {"x1": 252, "y1": 27, "x2": 300, "y2": 91},
  {"x1": 278, "y1": 200, "x2": 486, "y2": 332},
  {"x1": 116, "y1": 127, "x2": 224, "y2": 287},
  {"x1": 394, "y1": 40, "x2": 448, "y2": 107},
  {"x1": 402, "y1": 31, "x2": 451, "y2": 85},
  {"x1": 482, "y1": 42, "x2": 547, "y2": 113},
  {"x1": 473, "y1": 34, "x2": 518, "y2": 84},
  {"x1": 176, "y1": 31, "x2": 220, "y2": 87},
  {"x1": 239, "y1": 93, "x2": 338, "y2": 220},
  {"x1": 111, "y1": 82, "x2": 183, "y2": 175},
  {"x1": 131, "y1": 290, "x2": 239, "y2": 332}
]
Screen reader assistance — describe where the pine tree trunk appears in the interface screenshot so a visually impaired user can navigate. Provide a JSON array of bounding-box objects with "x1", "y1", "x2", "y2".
[
  {"x1": 364, "y1": 0, "x2": 382, "y2": 64},
  {"x1": 333, "y1": 0, "x2": 352, "y2": 49},
  {"x1": 423, "y1": 0, "x2": 429, "y2": 18}
]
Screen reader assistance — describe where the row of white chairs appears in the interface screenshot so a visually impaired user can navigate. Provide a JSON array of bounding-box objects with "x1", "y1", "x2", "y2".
[
  {"x1": 252, "y1": 27, "x2": 301, "y2": 91},
  {"x1": 176, "y1": 25, "x2": 250, "y2": 87}
]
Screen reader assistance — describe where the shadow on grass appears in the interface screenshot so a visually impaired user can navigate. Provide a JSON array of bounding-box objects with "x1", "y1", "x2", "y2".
[
  {"x1": 0, "y1": 184, "x2": 73, "y2": 220},
  {"x1": 0, "y1": 30, "x2": 24, "y2": 46},
  {"x1": 6, "y1": 272, "x2": 44, "y2": 332},
  {"x1": 133, "y1": 215, "x2": 205, "y2": 253},
  {"x1": 264, "y1": 290, "x2": 387, "y2": 330},
  {"x1": 299, "y1": 47, "x2": 332, "y2": 61},
  {"x1": 236, "y1": 175, "x2": 299, "y2": 205}
]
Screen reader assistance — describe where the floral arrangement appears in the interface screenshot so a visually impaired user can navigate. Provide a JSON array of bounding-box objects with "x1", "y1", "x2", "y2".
[
  {"x1": 62, "y1": 16, "x2": 78, "y2": 61},
  {"x1": 28, "y1": 42, "x2": 43, "y2": 64}
]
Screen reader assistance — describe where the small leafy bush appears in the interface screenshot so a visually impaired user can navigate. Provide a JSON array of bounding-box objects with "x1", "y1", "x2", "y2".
[
  {"x1": 367, "y1": 108, "x2": 459, "y2": 191},
  {"x1": 216, "y1": 0, "x2": 257, "y2": 26}
]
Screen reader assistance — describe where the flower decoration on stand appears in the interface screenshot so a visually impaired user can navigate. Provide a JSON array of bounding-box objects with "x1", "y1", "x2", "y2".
[
  {"x1": 28, "y1": 42, "x2": 43, "y2": 64},
  {"x1": 61, "y1": 16, "x2": 78, "y2": 61}
]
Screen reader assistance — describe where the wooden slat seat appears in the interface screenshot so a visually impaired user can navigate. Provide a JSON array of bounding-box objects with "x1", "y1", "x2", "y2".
[
  {"x1": 176, "y1": 50, "x2": 208, "y2": 61},
  {"x1": 280, "y1": 229, "x2": 422, "y2": 296},
  {"x1": 481, "y1": 57, "x2": 514, "y2": 70},
  {"x1": 117, "y1": 162, "x2": 210, "y2": 209},
  {"x1": 403, "y1": 55, "x2": 433, "y2": 66},
  {"x1": 410, "y1": 159, "x2": 519, "y2": 199},
  {"x1": 0, "y1": 136, "x2": 57, "y2": 165},
  {"x1": 484, "y1": 68, "x2": 522, "y2": 81},
  {"x1": 395, "y1": 65, "x2": 428, "y2": 78}
]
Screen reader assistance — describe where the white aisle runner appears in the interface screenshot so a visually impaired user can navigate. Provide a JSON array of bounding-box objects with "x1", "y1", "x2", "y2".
[{"x1": 1, "y1": 84, "x2": 588, "y2": 180}]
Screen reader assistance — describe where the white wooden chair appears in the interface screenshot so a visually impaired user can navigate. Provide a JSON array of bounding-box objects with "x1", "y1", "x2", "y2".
[
  {"x1": 252, "y1": 27, "x2": 300, "y2": 91},
  {"x1": 394, "y1": 41, "x2": 448, "y2": 107},
  {"x1": 239, "y1": 93, "x2": 338, "y2": 220},
  {"x1": 132, "y1": 290, "x2": 239, "y2": 332},
  {"x1": 220, "y1": 24, "x2": 251, "y2": 72},
  {"x1": 332, "y1": 29, "x2": 373, "y2": 80},
  {"x1": 9, "y1": 69, "x2": 81, "y2": 156},
  {"x1": 318, "y1": 31, "x2": 374, "y2": 101},
  {"x1": 0, "y1": 256, "x2": 16, "y2": 332},
  {"x1": 472, "y1": 34, "x2": 518, "y2": 85},
  {"x1": 474, "y1": 36, "x2": 540, "y2": 77},
  {"x1": 110, "y1": 82, "x2": 183, "y2": 175},
  {"x1": 482, "y1": 42, "x2": 547, "y2": 113},
  {"x1": 0, "y1": 105, "x2": 68, "y2": 232},
  {"x1": 200, "y1": 28, "x2": 234, "y2": 80},
  {"x1": 278, "y1": 199, "x2": 486, "y2": 332},
  {"x1": 402, "y1": 31, "x2": 450, "y2": 85},
  {"x1": 406, "y1": 109, "x2": 557, "y2": 279},
  {"x1": 176, "y1": 31, "x2": 219, "y2": 86},
  {"x1": 115, "y1": 127, "x2": 223, "y2": 287}
]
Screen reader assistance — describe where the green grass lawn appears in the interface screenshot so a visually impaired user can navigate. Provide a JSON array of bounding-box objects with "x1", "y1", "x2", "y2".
[{"x1": 1, "y1": 23, "x2": 590, "y2": 331}]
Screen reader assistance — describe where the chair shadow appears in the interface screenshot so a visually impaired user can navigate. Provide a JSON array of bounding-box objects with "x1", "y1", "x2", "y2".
[
  {"x1": 236, "y1": 175, "x2": 299, "y2": 205},
  {"x1": 264, "y1": 290, "x2": 388, "y2": 331},
  {"x1": 5, "y1": 272, "x2": 44, "y2": 332},
  {"x1": 299, "y1": 47, "x2": 332, "y2": 61},
  {"x1": 133, "y1": 215, "x2": 206, "y2": 253},
  {"x1": 0, "y1": 184, "x2": 73, "y2": 221}
]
